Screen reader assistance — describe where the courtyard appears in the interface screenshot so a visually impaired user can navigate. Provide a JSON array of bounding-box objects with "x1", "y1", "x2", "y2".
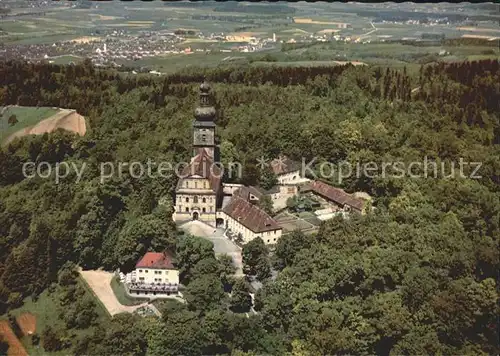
[
  {"x1": 179, "y1": 220, "x2": 244, "y2": 276},
  {"x1": 275, "y1": 211, "x2": 320, "y2": 235}
]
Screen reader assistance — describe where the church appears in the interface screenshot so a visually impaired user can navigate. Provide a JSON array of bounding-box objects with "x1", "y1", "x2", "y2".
[
  {"x1": 172, "y1": 81, "x2": 222, "y2": 225},
  {"x1": 172, "y1": 81, "x2": 283, "y2": 243}
]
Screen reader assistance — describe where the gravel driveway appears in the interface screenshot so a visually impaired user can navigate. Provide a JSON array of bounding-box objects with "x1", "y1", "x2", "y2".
[{"x1": 80, "y1": 269, "x2": 148, "y2": 316}]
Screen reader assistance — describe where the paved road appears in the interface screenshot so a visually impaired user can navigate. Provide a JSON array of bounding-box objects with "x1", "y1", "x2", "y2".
[
  {"x1": 206, "y1": 228, "x2": 244, "y2": 277},
  {"x1": 181, "y1": 222, "x2": 244, "y2": 276}
]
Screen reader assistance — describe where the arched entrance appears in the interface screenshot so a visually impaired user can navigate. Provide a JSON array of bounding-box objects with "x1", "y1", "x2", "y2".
[
  {"x1": 192, "y1": 212, "x2": 199, "y2": 220},
  {"x1": 216, "y1": 218, "x2": 224, "y2": 227}
]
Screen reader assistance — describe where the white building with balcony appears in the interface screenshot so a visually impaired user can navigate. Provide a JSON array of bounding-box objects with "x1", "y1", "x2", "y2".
[{"x1": 127, "y1": 252, "x2": 180, "y2": 297}]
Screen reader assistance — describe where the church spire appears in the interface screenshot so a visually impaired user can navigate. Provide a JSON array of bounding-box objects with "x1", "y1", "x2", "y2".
[
  {"x1": 194, "y1": 79, "x2": 216, "y2": 122},
  {"x1": 193, "y1": 80, "x2": 217, "y2": 159}
]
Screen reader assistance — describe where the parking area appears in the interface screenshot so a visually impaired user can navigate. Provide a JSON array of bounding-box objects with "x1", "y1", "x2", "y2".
[{"x1": 80, "y1": 269, "x2": 148, "y2": 316}]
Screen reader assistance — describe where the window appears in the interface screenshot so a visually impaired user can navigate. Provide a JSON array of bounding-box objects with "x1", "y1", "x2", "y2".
[
  {"x1": 274, "y1": 230, "x2": 276, "y2": 234},
  {"x1": 267, "y1": 240, "x2": 270, "y2": 243},
  {"x1": 202, "y1": 207, "x2": 206, "y2": 213},
  {"x1": 185, "y1": 197, "x2": 189, "y2": 203},
  {"x1": 209, "y1": 197, "x2": 213, "y2": 203},
  {"x1": 139, "y1": 277, "x2": 144, "y2": 281},
  {"x1": 194, "y1": 181, "x2": 198, "y2": 189},
  {"x1": 185, "y1": 181, "x2": 189, "y2": 188},
  {"x1": 145, "y1": 270, "x2": 148, "y2": 273},
  {"x1": 138, "y1": 269, "x2": 142, "y2": 272},
  {"x1": 202, "y1": 197, "x2": 206, "y2": 203},
  {"x1": 186, "y1": 207, "x2": 189, "y2": 212},
  {"x1": 179, "y1": 205, "x2": 182, "y2": 211},
  {"x1": 193, "y1": 196, "x2": 198, "y2": 204},
  {"x1": 201, "y1": 134, "x2": 207, "y2": 142},
  {"x1": 209, "y1": 206, "x2": 212, "y2": 212}
]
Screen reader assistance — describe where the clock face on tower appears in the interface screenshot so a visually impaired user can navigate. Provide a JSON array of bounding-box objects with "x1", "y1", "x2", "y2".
[{"x1": 194, "y1": 128, "x2": 214, "y2": 146}]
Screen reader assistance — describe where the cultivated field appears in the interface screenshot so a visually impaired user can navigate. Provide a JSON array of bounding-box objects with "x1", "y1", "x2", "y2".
[
  {"x1": 457, "y1": 27, "x2": 500, "y2": 33},
  {"x1": 16, "y1": 313, "x2": 36, "y2": 336},
  {"x1": 0, "y1": 106, "x2": 58, "y2": 143},
  {"x1": 2, "y1": 107, "x2": 86, "y2": 146},
  {"x1": 69, "y1": 36, "x2": 102, "y2": 44},
  {"x1": 293, "y1": 18, "x2": 350, "y2": 26},
  {"x1": 251, "y1": 60, "x2": 367, "y2": 68},
  {"x1": 1, "y1": 1, "x2": 498, "y2": 72},
  {"x1": 0, "y1": 321, "x2": 28, "y2": 356}
]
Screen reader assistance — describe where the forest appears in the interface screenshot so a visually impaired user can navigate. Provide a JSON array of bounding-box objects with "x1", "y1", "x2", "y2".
[{"x1": 0, "y1": 58, "x2": 499, "y2": 355}]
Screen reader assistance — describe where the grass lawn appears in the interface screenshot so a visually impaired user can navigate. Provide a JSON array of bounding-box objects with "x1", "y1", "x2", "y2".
[
  {"x1": 151, "y1": 298, "x2": 184, "y2": 311},
  {"x1": 118, "y1": 52, "x2": 254, "y2": 72},
  {"x1": 4, "y1": 33, "x2": 81, "y2": 45},
  {"x1": 298, "y1": 211, "x2": 316, "y2": 219},
  {"x1": 110, "y1": 276, "x2": 148, "y2": 306},
  {"x1": 304, "y1": 216, "x2": 323, "y2": 227},
  {"x1": 1, "y1": 278, "x2": 109, "y2": 355},
  {"x1": 0, "y1": 106, "x2": 59, "y2": 144},
  {"x1": 49, "y1": 55, "x2": 85, "y2": 65},
  {"x1": 251, "y1": 60, "x2": 357, "y2": 68}
]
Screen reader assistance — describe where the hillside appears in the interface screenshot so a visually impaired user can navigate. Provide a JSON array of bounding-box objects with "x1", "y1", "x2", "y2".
[
  {"x1": 1, "y1": 107, "x2": 86, "y2": 146},
  {"x1": 0, "y1": 59, "x2": 498, "y2": 355}
]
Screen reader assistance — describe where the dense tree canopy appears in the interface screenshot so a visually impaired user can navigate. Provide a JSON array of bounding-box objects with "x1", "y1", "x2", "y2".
[{"x1": 0, "y1": 59, "x2": 498, "y2": 354}]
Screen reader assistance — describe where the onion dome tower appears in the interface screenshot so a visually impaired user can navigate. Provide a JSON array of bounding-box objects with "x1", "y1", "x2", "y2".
[{"x1": 193, "y1": 80, "x2": 217, "y2": 159}]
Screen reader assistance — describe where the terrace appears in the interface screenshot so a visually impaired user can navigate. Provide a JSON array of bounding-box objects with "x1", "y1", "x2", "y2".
[{"x1": 127, "y1": 282, "x2": 179, "y2": 296}]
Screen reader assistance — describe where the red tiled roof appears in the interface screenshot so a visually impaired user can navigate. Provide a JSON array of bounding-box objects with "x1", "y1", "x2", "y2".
[
  {"x1": 233, "y1": 186, "x2": 264, "y2": 201},
  {"x1": 136, "y1": 252, "x2": 175, "y2": 269},
  {"x1": 223, "y1": 196, "x2": 281, "y2": 233},
  {"x1": 301, "y1": 180, "x2": 365, "y2": 211},
  {"x1": 177, "y1": 148, "x2": 222, "y2": 193}
]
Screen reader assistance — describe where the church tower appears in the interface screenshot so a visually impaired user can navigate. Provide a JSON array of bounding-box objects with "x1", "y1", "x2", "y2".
[{"x1": 193, "y1": 80, "x2": 217, "y2": 160}]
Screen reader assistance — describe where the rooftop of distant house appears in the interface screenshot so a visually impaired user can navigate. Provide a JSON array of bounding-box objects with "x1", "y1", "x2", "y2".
[
  {"x1": 223, "y1": 195, "x2": 281, "y2": 233},
  {"x1": 136, "y1": 252, "x2": 175, "y2": 270},
  {"x1": 301, "y1": 180, "x2": 366, "y2": 211}
]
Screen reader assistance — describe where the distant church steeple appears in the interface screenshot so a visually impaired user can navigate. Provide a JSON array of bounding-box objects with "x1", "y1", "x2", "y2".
[{"x1": 193, "y1": 80, "x2": 217, "y2": 159}]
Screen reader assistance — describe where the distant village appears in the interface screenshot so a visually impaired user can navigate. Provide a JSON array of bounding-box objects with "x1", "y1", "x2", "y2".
[{"x1": 0, "y1": 27, "x2": 373, "y2": 68}]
